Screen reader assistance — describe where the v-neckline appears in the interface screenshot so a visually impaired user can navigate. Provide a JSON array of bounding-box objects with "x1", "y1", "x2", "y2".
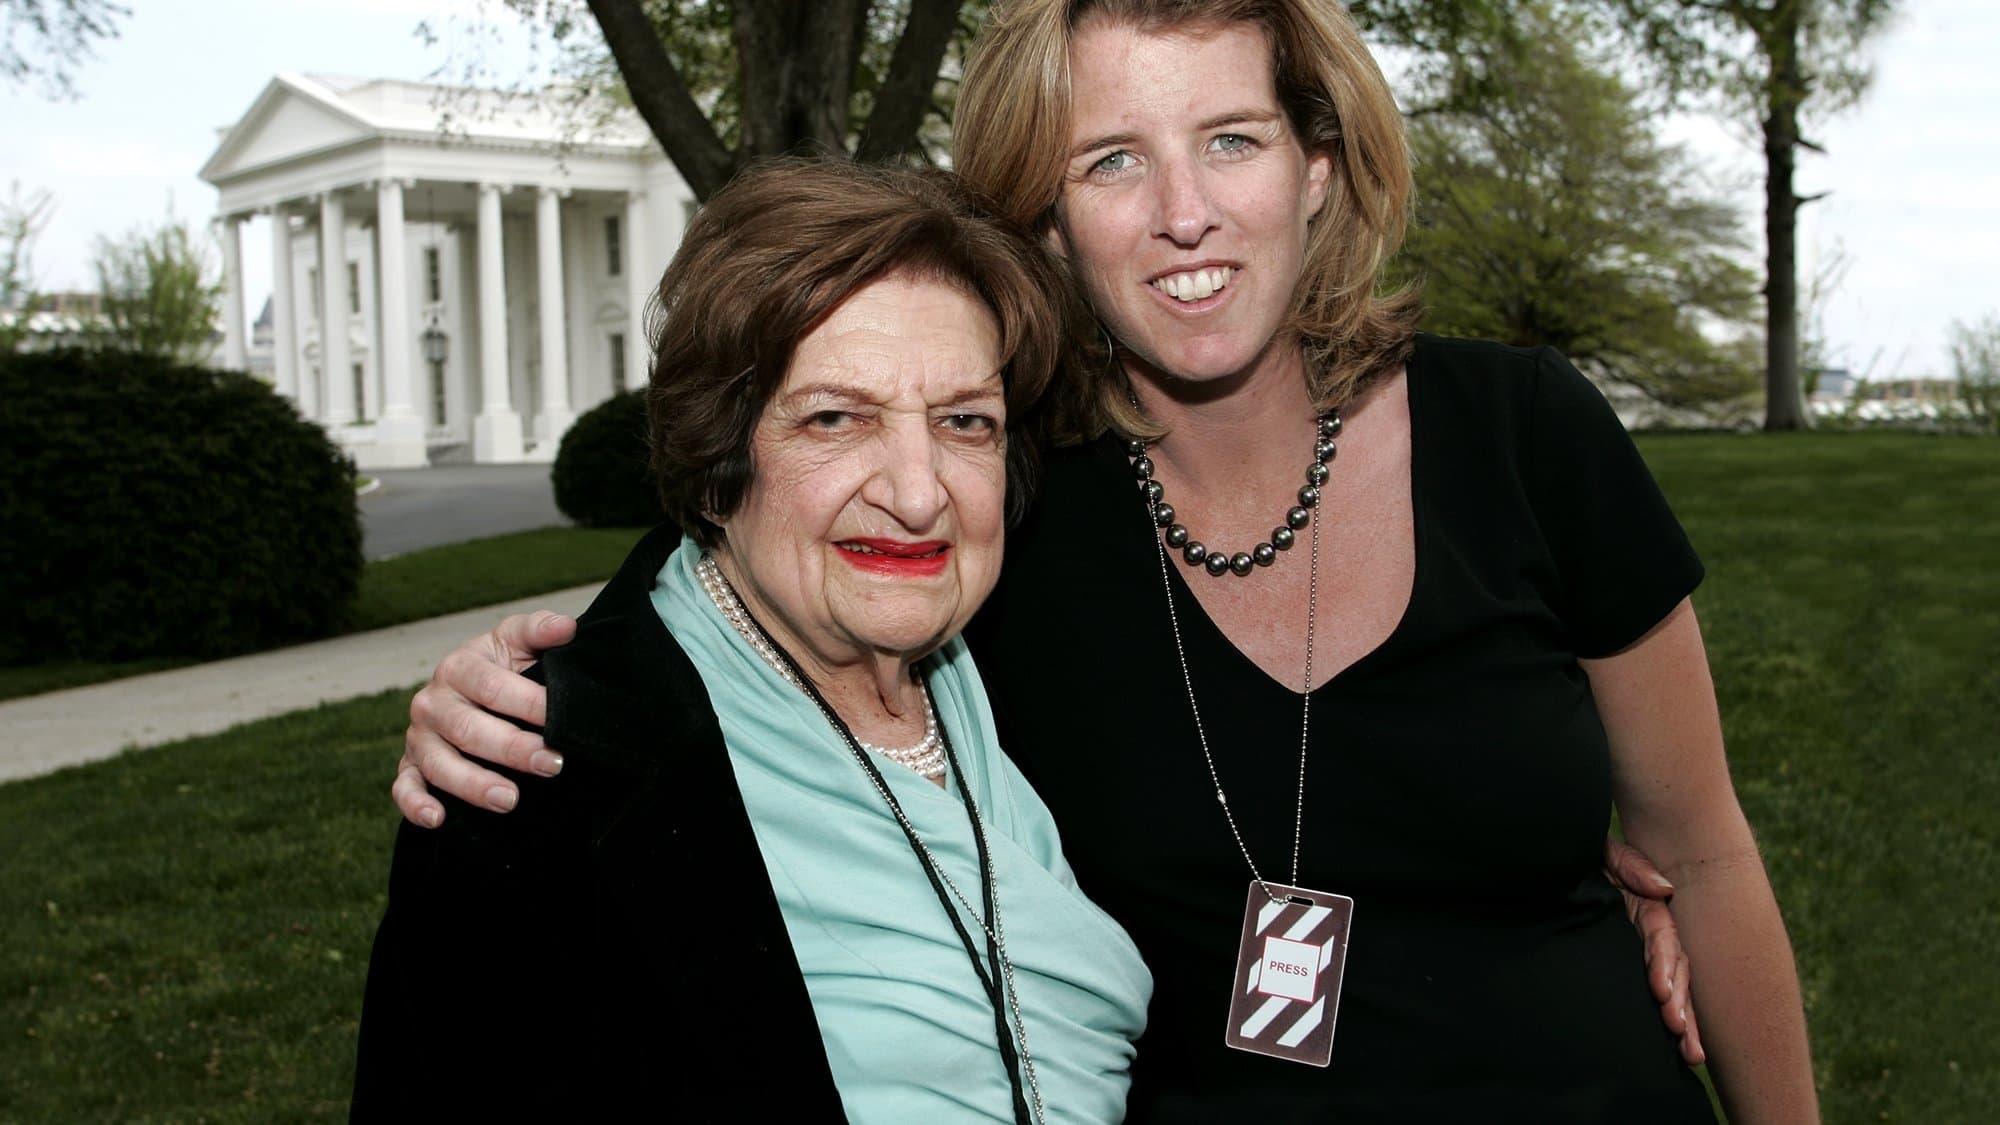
[{"x1": 1139, "y1": 346, "x2": 1428, "y2": 699}]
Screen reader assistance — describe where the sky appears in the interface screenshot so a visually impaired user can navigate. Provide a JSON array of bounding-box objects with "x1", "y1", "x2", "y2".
[{"x1": 3, "y1": 0, "x2": 1994, "y2": 379}]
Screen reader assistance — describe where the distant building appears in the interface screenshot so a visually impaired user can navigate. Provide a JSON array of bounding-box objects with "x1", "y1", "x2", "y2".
[
  {"x1": 1813, "y1": 372, "x2": 1969, "y2": 423},
  {"x1": 1865, "y1": 377, "x2": 1959, "y2": 405},
  {"x1": 1812, "y1": 367, "x2": 1854, "y2": 404},
  {"x1": 1, "y1": 290, "x2": 113, "y2": 352},
  {"x1": 248, "y1": 295, "x2": 275, "y2": 381},
  {"x1": 200, "y1": 73, "x2": 696, "y2": 468}
]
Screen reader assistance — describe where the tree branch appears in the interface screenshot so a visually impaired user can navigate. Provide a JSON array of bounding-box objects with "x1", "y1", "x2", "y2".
[
  {"x1": 586, "y1": 0, "x2": 735, "y2": 201},
  {"x1": 855, "y1": 0, "x2": 964, "y2": 162}
]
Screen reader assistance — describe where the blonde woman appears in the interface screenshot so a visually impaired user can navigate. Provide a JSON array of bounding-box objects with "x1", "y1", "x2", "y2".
[{"x1": 389, "y1": 2, "x2": 1814, "y2": 1120}]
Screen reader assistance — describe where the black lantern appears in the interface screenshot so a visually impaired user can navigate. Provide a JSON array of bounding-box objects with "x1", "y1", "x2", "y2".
[{"x1": 421, "y1": 322, "x2": 448, "y2": 365}]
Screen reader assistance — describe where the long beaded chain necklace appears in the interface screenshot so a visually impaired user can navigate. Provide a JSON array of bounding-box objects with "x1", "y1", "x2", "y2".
[
  {"x1": 1126, "y1": 412, "x2": 1358, "y2": 1069},
  {"x1": 697, "y1": 554, "x2": 946, "y2": 780},
  {"x1": 697, "y1": 552, "x2": 1045, "y2": 1124}
]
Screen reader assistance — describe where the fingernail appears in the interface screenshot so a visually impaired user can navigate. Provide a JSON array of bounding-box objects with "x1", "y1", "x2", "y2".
[
  {"x1": 1679, "y1": 1007, "x2": 1688, "y2": 1025},
  {"x1": 530, "y1": 751, "x2": 564, "y2": 777},
  {"x1": 488, "y1": 786, "x2": 518, "y2": 811},
  {"x1": 420, "y1": 807, "x2": 442, "y2": 829},
  {"x1": 1652, "y1": 873, "x2": 1675, "y2": 892}
]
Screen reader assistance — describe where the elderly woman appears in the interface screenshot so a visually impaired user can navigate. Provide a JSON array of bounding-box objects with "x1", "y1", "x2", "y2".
[
  {"x1": 387, "y1": 1, "x2": 1817, "y2": 1120},
  {"x1": 352, "y1": 160, "x2": 1150, "y2": 1121}
]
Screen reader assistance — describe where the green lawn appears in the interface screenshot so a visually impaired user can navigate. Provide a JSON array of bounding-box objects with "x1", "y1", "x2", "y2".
[
  {"x1": 0, "y1": 434, "x2": 1992, "y2": 1120},
  {"x1": 343, "y1": 525, "x2": 643, "y2": 634},
  {"x1": 1640, "y1": 433, "x2": 1999, "y2": 1120},
  {"x1": 0, "y1": 526, "x2": 645, "y2": 703}
]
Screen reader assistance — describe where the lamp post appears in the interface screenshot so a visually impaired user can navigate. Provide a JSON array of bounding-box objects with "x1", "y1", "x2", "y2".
[
  {"x1": 421, "y1": 322, "x2": 448, "y2": 366},
  {"x1": 420, "y1": 321, "x2": 448, "y2": 428}
]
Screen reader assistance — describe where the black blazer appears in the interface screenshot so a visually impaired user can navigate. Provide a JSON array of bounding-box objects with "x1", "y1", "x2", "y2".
[{"x1": 351, "y1": 525, "x2": 849, "y2": 1121}]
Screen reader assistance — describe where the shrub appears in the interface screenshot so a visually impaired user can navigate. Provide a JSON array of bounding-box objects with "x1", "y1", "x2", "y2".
[
  {"x1": 0, "y1": 349, "x2": 362, "y2": 662},
  {"x1": 551, "y1": 389, "x2": 664, "y2": 527}
]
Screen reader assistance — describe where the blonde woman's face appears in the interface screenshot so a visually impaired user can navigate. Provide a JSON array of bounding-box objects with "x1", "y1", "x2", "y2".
[{"x1": 1053, "y1": 20, "x2": 1330, "y2": 385}]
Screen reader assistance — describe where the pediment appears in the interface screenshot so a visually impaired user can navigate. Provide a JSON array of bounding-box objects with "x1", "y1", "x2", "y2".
[{"x1": 200, "y1": 76, "x2": 379, "y2": 185}]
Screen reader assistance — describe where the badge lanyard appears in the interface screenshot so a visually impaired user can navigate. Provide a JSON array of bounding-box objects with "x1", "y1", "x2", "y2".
[
  {"x1": 715, "y1": 561, "x2": 1045, "y2": 1124},
  {"x1": 1145, "y1": 468, "x2": 1355, "y2": 1070}
]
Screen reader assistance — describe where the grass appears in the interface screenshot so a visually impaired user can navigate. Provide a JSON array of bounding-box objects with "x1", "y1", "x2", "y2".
[
  {"x1": 0, "y1": 526, "x2": 645, "y2": 703},
  {"x1": 0, "y1": 433, "x2": 1993, "y2": 1120},
  {"x1": 343, "y1": 525, "x2": 642, "y2": 634},
  {"x1": 0, "y1": 689, "x2": 408, "y2": 1121},
  {"x1": 1638, "y1": 432, "x2": 1999, "y2": 1121}
]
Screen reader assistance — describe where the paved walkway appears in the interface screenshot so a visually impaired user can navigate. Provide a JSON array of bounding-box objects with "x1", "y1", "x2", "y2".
[
  {"x1": 359, "y1": 465, "x2": 566, "y2": 560},
  {"x1": 0, "y1": 584, "x2": 602, "y2": 785}
]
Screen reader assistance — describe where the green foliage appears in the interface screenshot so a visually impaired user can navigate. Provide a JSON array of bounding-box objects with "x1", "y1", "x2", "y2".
[
  {"x1": 0, "y1": 0, "x2": 126, "y2": 98},
  {"x1": 1396, "y1": 6, "x2": 1759, "y2": 413},
  {"x1": 1949, "y1": 314, "x2": 2000, "y2": 434},
  {"x1": 465, "y1": 0, "x2": 1509, "y2": 174},
  {"x1": 1595, "y1": 0, "x2": 1901, "y2": 430},
  {"x1": 1601, "y1": 0, "x2": 1897, "y2": 122},
  {"x1": 550, "y1": 388, "x2": 664, "y2": 527},
  {"x1": 0, "y1": 180, "x2": 54, "y2": 352},
  {"x1": 0, "y1": 349, "x2": 361, "y2": 663},
  {"x1": 89, "y1": 212, "x2": 221, "y2": 365}
]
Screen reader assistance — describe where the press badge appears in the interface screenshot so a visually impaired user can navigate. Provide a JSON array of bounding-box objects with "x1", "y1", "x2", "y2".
[{"x1": 1224, "y1": 881, "x2": 1354, "y2": 1068}]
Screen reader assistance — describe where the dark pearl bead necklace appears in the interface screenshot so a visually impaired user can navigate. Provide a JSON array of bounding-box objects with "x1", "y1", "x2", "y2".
[{"x1": 1128, "y1": 411, "x2": 1341, "y2": 579}]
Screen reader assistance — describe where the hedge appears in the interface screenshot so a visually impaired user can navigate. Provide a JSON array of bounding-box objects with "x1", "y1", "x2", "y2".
[
  {"x1": 551, "y1": 389, "x2": 666, "y2": 528},
  {"x1": 0, "y1": 349, "x2": 363, "y2": 662}
]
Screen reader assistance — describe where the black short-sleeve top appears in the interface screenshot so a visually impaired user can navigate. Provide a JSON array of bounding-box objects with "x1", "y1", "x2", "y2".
[{"x1": 967, "y1": 335, "x2": 1715, "y2": 1121}]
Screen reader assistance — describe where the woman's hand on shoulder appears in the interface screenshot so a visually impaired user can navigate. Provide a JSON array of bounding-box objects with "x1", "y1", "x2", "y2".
[{"x1": 393, "y1": 611, "x2": 572, "y2": 828}]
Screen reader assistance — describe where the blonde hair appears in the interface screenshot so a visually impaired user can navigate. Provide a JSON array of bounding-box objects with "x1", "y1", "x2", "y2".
[{"x1": 954, "y1": 0, "x2": 1422, "y2": 440}]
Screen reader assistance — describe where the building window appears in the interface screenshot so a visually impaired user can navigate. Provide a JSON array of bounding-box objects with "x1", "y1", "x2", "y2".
[
  {"x1": 609, "y1": 332, "x2": 626, "y2": 389},
  {"x1": 424, "y1": 247, "x2": 442, "y2": 304},
  {"x1": 605, "y1": 215, "x2": 622, "y2": 278},
  {"x1": 429, "y1": 359, "x2": 448, "y2": 427},
  {"x1": 353, "y1": 363, "x2": 367, "y2": 422},
  {"x1": 308, "y1": 268, "x2": 321, "y2": 315},
  {"x1": 348, "y1": 263, "x2": 361, "y2": 315}
]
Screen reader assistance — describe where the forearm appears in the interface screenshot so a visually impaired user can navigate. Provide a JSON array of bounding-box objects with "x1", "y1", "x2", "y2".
[{"x1": 1648, "y1": 836, "x2": 1817, "y2": 1123}]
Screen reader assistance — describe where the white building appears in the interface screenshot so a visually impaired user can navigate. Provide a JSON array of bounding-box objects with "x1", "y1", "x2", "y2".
[{"x1": 200, "y1": 74, "x2": 694, "y2": 468}]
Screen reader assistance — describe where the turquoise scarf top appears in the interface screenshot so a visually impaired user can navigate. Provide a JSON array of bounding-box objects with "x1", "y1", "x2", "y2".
[{"x1": 651, "y1": 540, "x2": 1151, "y2": 1123}]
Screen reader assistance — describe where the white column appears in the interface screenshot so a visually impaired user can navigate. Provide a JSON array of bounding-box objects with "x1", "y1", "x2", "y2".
[
  {"x1": 531, "y1": 186, "x2": 575, "y2": 454},
  {"x1": 372, "y1": 177, "x2": 427, "y2": 467},
  {"x1": 267, "y1": 205, "x2": 299, "y2": 410},
  {"x1": 623, "y1": 191, "x2": 648, "y2": 391},
  {"x1": 319, "y1": 190, "x2": 354, "y2": 426},
  {"x1": 218, "y1": 214, "x2": 247, "y2": 370},
  {"x1": 472, "y1": 182, "x2": 523, "y2": 462}
]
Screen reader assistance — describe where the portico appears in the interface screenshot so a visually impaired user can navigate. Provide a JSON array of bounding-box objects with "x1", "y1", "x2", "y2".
[{"x1": 200, "y1": 74, "x2": 690, "y2": 467}]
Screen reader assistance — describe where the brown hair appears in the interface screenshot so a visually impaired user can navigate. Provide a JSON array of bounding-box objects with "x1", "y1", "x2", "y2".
[
  {"x1": 953, "y1": 0, "x2": 1422, "y2": 440},
  {"x1": 645, "y1": 158, "x2": 1074, "y2": 546}
]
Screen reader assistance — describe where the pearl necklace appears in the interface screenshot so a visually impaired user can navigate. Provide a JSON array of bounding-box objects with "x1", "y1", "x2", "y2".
[
  {"x1": 695, "y1": 553, "x2": 947, "y2": 780},
  {"x1": 1129, "y1": 411, "x2": 1342, "y2": 577}
]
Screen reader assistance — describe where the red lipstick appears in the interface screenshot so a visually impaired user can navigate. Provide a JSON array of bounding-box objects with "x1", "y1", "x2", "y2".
[{"x1": 835, "y1": 538, "x2": 952, "y2": 577}]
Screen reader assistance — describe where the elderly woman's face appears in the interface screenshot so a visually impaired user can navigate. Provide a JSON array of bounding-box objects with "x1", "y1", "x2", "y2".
[
  {"x1": 717, "y1": 272, "x2": 1008, "y2": 666},
  {"x1": 1054, "y1": 19, "x2": 1330, "y2": 384}
]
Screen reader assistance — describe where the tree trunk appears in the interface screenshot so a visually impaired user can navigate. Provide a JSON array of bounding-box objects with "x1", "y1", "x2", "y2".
[
  {"x1": 586, "y1": 0, "x2": 736, "y2": 201},
  {"x1": 733, "y1": 0, "x2": 872, "y2": 160},
  {"x1": 855, "y1": 0, "x2": 966, "y2": 162},
  {"x1": 1760, "y1": 5, "x2": 1811, "y2": 430}
]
